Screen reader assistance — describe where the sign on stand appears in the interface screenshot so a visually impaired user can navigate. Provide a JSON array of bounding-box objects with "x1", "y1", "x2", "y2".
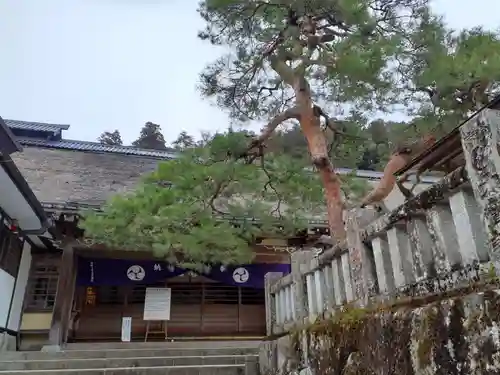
[
  {"x1": 143, "y1": 288, "x2": 171, "y2": 341},
  {"x1": 121, "y1": 317, "x2": 132, "y2": 342},
  {"x1": 144, "y1": 288, "x2": 171, "y2": 320}
]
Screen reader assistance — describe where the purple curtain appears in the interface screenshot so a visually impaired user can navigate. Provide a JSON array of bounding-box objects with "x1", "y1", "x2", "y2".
[{"x1": 76, "y1": 257, "x2": 290, "y2": 289}]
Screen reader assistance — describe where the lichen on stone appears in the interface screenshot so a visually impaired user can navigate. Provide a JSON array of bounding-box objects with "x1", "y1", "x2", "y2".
[{"x1": 285, "y1": 286, "x2": 500, "y2": 375}]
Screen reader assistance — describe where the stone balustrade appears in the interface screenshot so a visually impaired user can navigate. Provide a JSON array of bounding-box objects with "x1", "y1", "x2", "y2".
[
  {"x1": 261, "y1": 106, "x2": 500, "y2": 374},
  {"x1": 266, "y1": 166, "x2": 491, "y2": 335},
  {"x1": 265, "y1": 108, "x2": 500, "y2": 337}
]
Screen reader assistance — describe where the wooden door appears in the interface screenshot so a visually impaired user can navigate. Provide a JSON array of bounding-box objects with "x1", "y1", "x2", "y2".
[{"x1": 73, "y1": 286, "x2": 125, "y2": 340}]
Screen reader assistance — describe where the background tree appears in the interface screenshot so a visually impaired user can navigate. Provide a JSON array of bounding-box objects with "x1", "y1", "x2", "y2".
[
  {"x1": 406, "y1": 12, "x2": 500, "y2": 121},
  {"x1": 132, "y1": 122, "x2": 168, "y2": 150},
  {"x1": 172, "y1": 131, "x2": 196, "y2": 150},
  {"x1": 97, "y1": 130, "x2": 123, "y2": 146}
]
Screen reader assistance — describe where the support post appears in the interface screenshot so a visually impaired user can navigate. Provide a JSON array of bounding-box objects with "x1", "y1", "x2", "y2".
[{"x1": 45, "y1": 243, "x2": 75, "y2": 351}]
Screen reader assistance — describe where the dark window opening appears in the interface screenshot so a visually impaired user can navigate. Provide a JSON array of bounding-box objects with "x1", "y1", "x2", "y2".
[
  {"x1": 240, "y1": 287, "x2": 265, "y2": 305},
  {"x1": 25, "y1": 260, "x2": 59, "y2": 311},
  {"x1": 203, "y1": 284, "x2": 238, "y2": 305},
  {"x1": 170, "y1": 283, "x2": 202, "y2": 305},
  {"x1": 95, "y1": 286, "x2": 123, "y2": 305}
]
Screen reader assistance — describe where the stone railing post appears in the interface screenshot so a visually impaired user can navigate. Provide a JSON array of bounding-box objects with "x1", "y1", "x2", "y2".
[
  {"x1": 290, "y1": 251, "x2": 314, "y2": 321},
  {"x1": 459, "y1": 108, "x2": 500, "y2": 262},
  {"x1": 264, "y1": 272, "x2": 283, "y2": 336},
  {"x1": 345, "y1": 209, "x2": 378, "y2": 306},
  {"x1": 261, "y1": 272, "x2": 284, "y2": 375}
]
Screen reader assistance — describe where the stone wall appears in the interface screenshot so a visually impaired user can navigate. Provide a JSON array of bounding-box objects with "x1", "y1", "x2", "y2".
[
  {"x1": 11, "y1": 145, "x2": 435, "y2": 210},
  {"x1": 263, "y1": 286, "x2": 500, "y2": 375},
  {"x1": 11, "y1": 147, "x2": 161, "y2": 203}
]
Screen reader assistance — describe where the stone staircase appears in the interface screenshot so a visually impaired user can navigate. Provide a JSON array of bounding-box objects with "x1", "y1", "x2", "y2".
[{"x1": 0, "y1": 341, "x2": 260, "y2": 375}]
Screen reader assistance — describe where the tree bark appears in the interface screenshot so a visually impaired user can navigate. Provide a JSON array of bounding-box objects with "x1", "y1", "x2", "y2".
[
  {"x1": 360, "y1": 153, "x2": 410, "y2": 207},
  {"x1": 293, "y1": 79, "x2": 346, "y2": 241},
  {"x1": 360, "y1": 135, "x2": 436, "y2": 207}
]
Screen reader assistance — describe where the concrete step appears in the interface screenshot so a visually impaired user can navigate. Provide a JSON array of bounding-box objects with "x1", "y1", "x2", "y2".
[
  {"x1": 0, "y1": 348, "x2": 258, "y2": 361},
  {"x1": 0, "y1": 364, "x2": 246, "y2": 375},
  {"x1": 0, "y1": 354, "x2": 256, "y2": 371},
  {"x1": 64, "y1": 341, "x2": 261, "y2": 351}
]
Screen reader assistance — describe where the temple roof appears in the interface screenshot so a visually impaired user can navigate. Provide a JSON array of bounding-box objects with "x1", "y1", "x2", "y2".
[
  {"x1": 5, "y1": 119, "x2": 69, "y2": 135},
  {"x1": 6, "y1": 119, "x2": 176, "y2": 158},
  {"x1": 7, "y1": 119, "x2": 440, "y2": 211},
  {"x1": 17, "y1": 137, "x2": 177, "y2": 159}
]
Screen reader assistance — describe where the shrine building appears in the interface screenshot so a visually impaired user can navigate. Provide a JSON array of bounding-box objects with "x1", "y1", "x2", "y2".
[
  {"x1": 3, "y1": 119, "x2": 438, "y2": 350},
  {"x1": 0, "y1": 118, "x2": 48, "y2": 351}
]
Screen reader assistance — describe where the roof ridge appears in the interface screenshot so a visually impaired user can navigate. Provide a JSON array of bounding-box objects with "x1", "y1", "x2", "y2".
[
  {"x1": 5, "y1": 119, "x2": 70, "y2": 130},
  {"x1": 48, "y1": 137, "x2": 176, "y2": 152},
  {"x1": 17, "y1": 137, "x2": 177, "y2": 158}
]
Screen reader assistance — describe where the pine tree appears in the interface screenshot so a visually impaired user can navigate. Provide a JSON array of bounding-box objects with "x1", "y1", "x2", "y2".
[
  {"x1": 172, "y1": 131, "x2": 196, "y2": 150},
  {"x1": 82, "y1": 129, "x2": 359, "y2": 267},
  {"x1": 132, "y1": 122, "x2": 167, "y2": 150},
  {"x1": 82, "y1": 1, "x2": 500, "y2": 267},
  {"x1": 196, "y1": 0, "x2": 429, "y2": 240},
  {"x1": 97, "y1": 130, "x2": 123, "y2": 146},
  {"x1": 196, "y1": 0, "x2": 500, "y2": 241}
]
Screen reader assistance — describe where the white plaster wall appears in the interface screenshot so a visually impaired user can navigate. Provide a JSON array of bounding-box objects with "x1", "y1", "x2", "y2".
[
  {"x1": 7, "y1": 242, "x2": 32, "y2": 331},
  {"x1": 0, "y1": 270, "x2": 15, "y2": 328}
]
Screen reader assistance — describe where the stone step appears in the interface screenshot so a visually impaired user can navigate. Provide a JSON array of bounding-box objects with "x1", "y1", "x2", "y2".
[
  {"x1": 63, "y1": 340, "x2": 261, "y2": 351},
  {"x1": 0, "y1": 348, "x2": 257, "y2": 361},
  {"x1": 0, "y1": 364, "x2": 245, "y2": 375},
  {"x1": 0, "y1": 354, "x2": 255, "y2": 371}
]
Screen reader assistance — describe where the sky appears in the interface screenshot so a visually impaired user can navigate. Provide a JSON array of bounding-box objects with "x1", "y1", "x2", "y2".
[{"x1": 0, "y1": 0, "x2": 498, "y2": 145}]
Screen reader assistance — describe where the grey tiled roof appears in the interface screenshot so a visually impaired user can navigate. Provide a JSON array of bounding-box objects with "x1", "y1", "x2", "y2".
[
  {"x1": 5, "y1": 119, "x2": 70, "y2": 134},
  {"x1": 17, "y1": 137, "x2": 177, "y2": 159}
]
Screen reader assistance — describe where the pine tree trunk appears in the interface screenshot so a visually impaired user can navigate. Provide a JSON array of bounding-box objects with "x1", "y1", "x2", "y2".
[{"x1": 294, "y1": 80, "x2": 346, "y2": 242}]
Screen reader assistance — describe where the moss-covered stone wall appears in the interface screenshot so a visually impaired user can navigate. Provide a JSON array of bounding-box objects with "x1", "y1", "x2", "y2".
[{"x1": 263, "y1": 285, "x2": 500, "y2": 375}]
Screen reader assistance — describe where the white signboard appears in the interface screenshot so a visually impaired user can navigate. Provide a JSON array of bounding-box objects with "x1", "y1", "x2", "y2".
[
  {"x1": 121, "y1": 317, "x2": 132, "y2": 342},
  {"x1": 144, "y1": 287, "x2": 171, "y2": 321}
]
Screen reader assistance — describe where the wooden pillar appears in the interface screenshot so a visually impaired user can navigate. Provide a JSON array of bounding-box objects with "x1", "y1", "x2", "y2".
[{"x1": 47, "y1": 243, "x2": 75, "y2": 350}]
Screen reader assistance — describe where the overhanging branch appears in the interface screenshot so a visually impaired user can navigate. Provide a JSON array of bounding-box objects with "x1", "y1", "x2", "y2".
[
  {"x1": 206, "y1": 107, "x2": 299, "y2": 217},
  {"x1": 254, "y1": 106, "x2": 301, "y2": 146}
]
